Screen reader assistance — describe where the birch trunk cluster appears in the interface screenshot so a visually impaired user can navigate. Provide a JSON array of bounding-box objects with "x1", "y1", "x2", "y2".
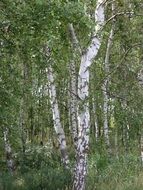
[
  {"x1": 43, "y1": 1, "x2": 105, "y2": 188},
  {"x1": 1, "y1": 0, "x2": 143, "y2": 190}
]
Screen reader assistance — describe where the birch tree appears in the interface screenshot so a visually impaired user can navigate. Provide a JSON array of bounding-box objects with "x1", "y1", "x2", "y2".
[
  {"x1": 3, "y1": 127, "x2": 15, "y2": 174},
  {"x1": 137, "y1": 2, "x2": 143, "y2": 165},
  {"x1": 90, "y1": 70, "x2": 99, "y2": 141},
  {"x1": 73, "y1": 1, "x2": 105, "y2": 189},
  {"x1": 137, "y1": 62, "x2": 143, "y2": 165},
  {"x1": 68, "y1": 23, "x2": 80, "y2": 150},
  {"x1": 44, "y1": 46, "x2": 69, "y2": 168},
  {"x1": 102, "y1": 2, "x2": 115, "y2": 152}
]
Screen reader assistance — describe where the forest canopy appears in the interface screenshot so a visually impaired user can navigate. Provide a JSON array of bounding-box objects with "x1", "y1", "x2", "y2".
[{"x1": 1, "y1": 0, "x2": 143, "y2": 190}]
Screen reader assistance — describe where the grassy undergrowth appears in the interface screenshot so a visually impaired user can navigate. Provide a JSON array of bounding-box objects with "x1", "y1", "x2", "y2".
[
  {"x1": 87, "y1": 153, "x2": 143, "y2": 190},
  {"x1": 0, "y1": 147, "x2": 143, "y2": 190}
]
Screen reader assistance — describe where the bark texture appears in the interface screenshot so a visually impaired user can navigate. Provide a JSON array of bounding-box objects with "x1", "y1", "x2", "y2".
[
  {"x1": 44, "y1": 46, "x2": 69, "y2": 168},
  {"x1": 73, "y1": 1, "x2": 105, "y2": 189},
  {"x1": 102, "y1": 2, "x2": 115, "y2": 151},
  {"x1": 92, "y1": 97, "x2": 99, "y2": 141},
  {"x1": 68, "y1": 23, "x2": 80, "y2": 149},
  {"x1": 68, "y1": 59, "x2": 78, "y2": 149},
  {"x1": 47, "y1": 65, "x2": 69, "y2": 168}
]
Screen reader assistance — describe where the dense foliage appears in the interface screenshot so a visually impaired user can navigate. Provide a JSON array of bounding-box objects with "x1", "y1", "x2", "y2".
[{"x1": 1, "y1": 0, "x2": 143, "y2": 189}]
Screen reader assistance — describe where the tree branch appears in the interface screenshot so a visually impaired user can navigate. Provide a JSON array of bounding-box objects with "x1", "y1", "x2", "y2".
[{"x1": 68, "y1": 23, "x2": 82, "y2": 55}]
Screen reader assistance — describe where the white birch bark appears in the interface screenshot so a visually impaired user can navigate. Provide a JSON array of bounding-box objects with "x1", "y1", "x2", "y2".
[
  {"x1": 137, "y1": 11, "x2": 143, "y2": 160},
  {"x1": 92, "y1": 97, "x2": 99, "y2": 141},
  {"x1": 138, "y1": 78, "x2": 143, "y2": 164},
  {"x1": 68, "y1": 60, "x2": 78, "y2": 149},
  {"x1": 68, "y1": 23, "x2": 81, "y2": 149},
  {"x1": 102, "y1": 2, "x2": 115, "y2": 151},
  {"x1": 3, "y1": 127, "x2": 15, "y2": 174},
  {"x1": 121, "y1": 100, "x2": 129, "y2": 153},
  {"x1": 73, "y1": 1, "x2": 105, "y2": 189},
  {"x1": 43, "y1": 46, "x2": 69, "y2": 168},
  {"x1": 19, "y1": 62, "x2": 27, "y2": 154},
  {"x1": 68, "y1": 82, "x2": 72, "y2": 133},
  {"x1": 47, "y1": 65, "x2": 69, "y2": 168},
  {"x1": 91, "y1": 72, "x2": 99, "y2": 141},
  {"x1": 68, "y1": 23, "x2": 82, "y2": 55},
  {"x1": 140, "y1": 134, "x2": 143, "y2": 164},
  {"x1": 137, "y1": 69, "x2": 143, "y2": 164},
  {"x1": 19, "y1": 99, "x2": 26, "y2": 154}
]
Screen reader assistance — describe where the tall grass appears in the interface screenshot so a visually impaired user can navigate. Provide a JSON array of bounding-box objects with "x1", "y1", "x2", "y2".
[
  {"x1": 86, "y1": 152, "x2": 143, "y2": 190},
  {"x1": 0, "y1": 147, "x2": 143, "y2": 190}
]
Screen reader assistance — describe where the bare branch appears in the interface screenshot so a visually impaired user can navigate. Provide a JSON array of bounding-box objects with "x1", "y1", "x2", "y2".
[{"x1": 105, "y1": 11, "x2": 134, "y2": 25}]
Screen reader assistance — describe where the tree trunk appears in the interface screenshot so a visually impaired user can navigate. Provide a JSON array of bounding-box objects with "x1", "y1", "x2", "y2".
[
  {"x1": 43, "y1": 46, "x2": 69, "y2": 168},
  {"x1": 73, "y1": 1, "x2": 105, "y2": 189},
  {"x1": 90, "y1": 70, "x2": 99, "y2": 141},
  {"x1": 92, "y1": 97, "x2": 99, "y2": 141},
  {"x1": 3, "y1": 127, "x2": 15, "y2": 174},
  {"x1": 47, "y1": 64, "x2": 69, "y2": 168},
  {"x1": 137, "y1": 10, "x2": 143, "y2": 165},
  {"x1": 102, "y1": 1, "x2": 115, "y2": 152},
  {"x1": 68, "y1": 60, "x2": 78, "y2": 149},
  {"x1": 68, "y1": 23, "x2": 80, "y2": 150},
  {"x1": 140, "y1": 133, "x2": 143, "y2": 165},
  {"x1": 19, "y1": 99, "x2": 26, "y2": 154}
]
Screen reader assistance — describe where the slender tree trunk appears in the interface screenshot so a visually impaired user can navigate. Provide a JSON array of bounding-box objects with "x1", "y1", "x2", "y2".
[
  {"x1": 121, "y1": 99, "x2": 129, "y2": 153},
  {"x1": 43, "y1": 46, "x2": 69, "y2": 168},
  {"x1": 140, "y1": 132, "x2": 143, "y2": 165},
  {"x1": 47, "y1": 64, "x2": 69, "y2": 168},
  {"x1": 73, "y1": 1, "x2": 105, "y2": 189},
  {"x1": 102, "y1": 2, "x2": 115, "y2": 152},
  {"x1": 137, "y1": 12, "x2": 143, "y2": 165},
  {"x1": 139, "y1": 69, "x2": 143, "y2": 164},
  {"x1": 68, "y1": 60, "x2": 78, "y2": 149},
  {"x1": 122, "y1": 123, "x2": 129, "y2": 153},
  {"x1": 115, "y1": 125, "x2": 119, "y2": 159},
  {"x1": 19, "y1": 61, "x2": 28, "y2": 154},
  {"x1": 19, "y1": 99, "x2": 26, "y2": 154},
  {"x1": 92, "y1": 97, "x2": 99, "y2": 141},
  {"x1": 3, "y1": 127, "x2": 15, "y2": 174},
  {"x1": 42, "y1": 46, "x2": 70, "y2": 167},
  {"x1": 68, "y1": 23, "x2": 80, "y2": 150},
  {"x1": 90, "y1": 71, "x2": 99, "y2": 141}
]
